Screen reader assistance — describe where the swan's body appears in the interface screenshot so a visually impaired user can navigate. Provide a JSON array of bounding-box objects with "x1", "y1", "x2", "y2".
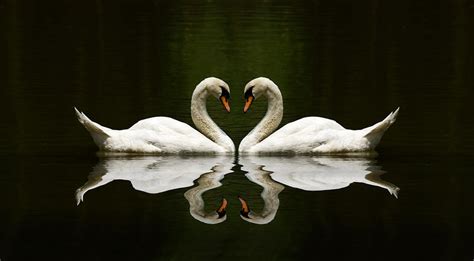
[
  {"x1": 75, "y1": 77, "x2": 234, "y2": 154},
  {"x1": 239, "y1": 77, "x2": 399, "y2": 154}
]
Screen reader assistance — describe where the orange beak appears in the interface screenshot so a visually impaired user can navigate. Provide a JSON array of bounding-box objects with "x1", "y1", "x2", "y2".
[
  {"x1": 243, "y1": 96, "x2": 254, "y2": 113},
  {"x1": 238, "y1": 196, "x2": 250, "y2": 215},
  {"x1": 220, "y1": 96, "x2": 231, "y2": 112},
  {"x1": 217, "y1": 198, "x2": 228, "y2": 213}
]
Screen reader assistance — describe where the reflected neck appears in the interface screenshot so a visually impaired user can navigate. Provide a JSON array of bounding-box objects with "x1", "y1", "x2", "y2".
[
  {"x1": 184, "y1": 165, "x2": 228, "y2": 224},
  {"x1": 239, "y1": 85, "x2": 283, "y2": 152},
  {"x1": 191, "y1": 84, "x2": 234, "y2": 152},
  {"x1": 241, "y1": 165, "x2": 284, "y2": 224}
]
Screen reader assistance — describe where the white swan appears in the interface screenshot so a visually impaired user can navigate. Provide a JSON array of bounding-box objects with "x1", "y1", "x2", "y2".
[
  {"x1": 75, "y1": 77, "x2": 235, "y2": 154},
  {"x1": 238, "y1": 77, "x2": 399, "y2": 154}
]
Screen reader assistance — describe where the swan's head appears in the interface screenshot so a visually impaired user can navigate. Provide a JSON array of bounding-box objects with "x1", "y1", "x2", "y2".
[
  {"x1": 243, "y1": 77, "x2": 278, "y2": 113},
  {"x1": 200, "y1": 77, "x2": 231, "y2": 112}
]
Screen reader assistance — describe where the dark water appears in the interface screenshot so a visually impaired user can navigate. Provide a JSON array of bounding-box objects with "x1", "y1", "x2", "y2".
[{"x1": 1, "y1": 0, "x2": 473, "y2": 260}]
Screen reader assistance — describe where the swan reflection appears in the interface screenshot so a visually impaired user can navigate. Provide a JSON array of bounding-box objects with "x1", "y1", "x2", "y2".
[
  {"x1": 184, "y1": 162, "x2": 232, "y2": 224},
  {"x1": 239, "y1": 160, "x2": 284, "y2": 225},
  {"x1": 75, "y1": 156, "x2": 233, "y2": 224},
  {"x1": 239, "y1": 156, "x2": 399, "y2": 224},
  {"x1": 76, "y1": 155, "x2": 398, "y2": 225}
]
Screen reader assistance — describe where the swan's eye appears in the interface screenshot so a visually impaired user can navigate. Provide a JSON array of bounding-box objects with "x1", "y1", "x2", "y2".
[
  {"x1": 220, "y1": 86, "x2": 230, "y2": 99},
  {"x1": 244, "y1": 87, "x2": 254, "y2": 99}
]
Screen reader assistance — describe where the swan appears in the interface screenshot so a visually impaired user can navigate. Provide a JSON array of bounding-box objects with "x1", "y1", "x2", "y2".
[
  {"x1": 238, "y1": 77, "x2": 399, "y2": 154},
  {"x1": 75, "y1": 77, "x2": 235, "y2": 154}
]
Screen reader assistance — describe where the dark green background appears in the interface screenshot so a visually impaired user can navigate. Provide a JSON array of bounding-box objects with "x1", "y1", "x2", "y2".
[{"x1": 0, "y1": 0, "x2": 473, "y2": 260}]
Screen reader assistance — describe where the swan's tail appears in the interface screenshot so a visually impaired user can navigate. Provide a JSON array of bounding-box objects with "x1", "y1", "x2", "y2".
[
  {"x1": 362, "y1": 107, "x2": 399, "y2": 148},
  {"x1": 74, "y1": 107, "x2": 112, "y2": 148}
]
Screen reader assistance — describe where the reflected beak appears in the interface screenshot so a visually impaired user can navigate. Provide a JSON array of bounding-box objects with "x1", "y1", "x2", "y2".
[
  {"x1": 220, "y1": 96, "x2": 231, "y2": 112},
  {"x1": 243, "y1": 96, "x2": 254, "y2": 113},
  {"x1": 238, "y1": 196, "x2": 250, "y2": 218},
  {"x1": 216, "y1": 198, "x2": 228, "y2": 218}
]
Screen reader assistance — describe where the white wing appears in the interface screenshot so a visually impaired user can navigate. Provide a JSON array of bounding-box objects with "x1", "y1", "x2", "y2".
[
  {"x1": 109, "y1": 117, "x2": 226, "y2": 153},
  {"x1": 250, "y1": 117, "x2": 346, "y2": 154}
]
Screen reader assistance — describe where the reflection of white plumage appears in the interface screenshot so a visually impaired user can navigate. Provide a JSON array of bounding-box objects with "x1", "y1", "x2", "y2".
[
  {"x1": 238, "y1": 160, "x2": 284, "y2": 225},
  {"x1": 75, "y1": 77, "x2": 234, "y2": 154},
  {"x1": 243, "y1": 156, "x2": 399, "y2": 197},
  {"x1": 238, "y1": 156, "x2": 399, "y2": 224},
  {"x1": 75, "y1": 156, "x2": 233, "y2": 224},
  {"x1": 239, "y1": 77, "x2": 399, "y2": 154},
  {"x1": 184, "y1": 162, "x2": 234, "y2": 224}
]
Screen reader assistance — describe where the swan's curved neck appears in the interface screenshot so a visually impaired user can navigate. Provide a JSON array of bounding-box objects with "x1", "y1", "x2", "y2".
[
  {"x1": 191, "y1": 85, "x2": 234, "y2": 152},
  {"x1": 239, "y1": 85, "x2": 283, "y2": 152}
]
